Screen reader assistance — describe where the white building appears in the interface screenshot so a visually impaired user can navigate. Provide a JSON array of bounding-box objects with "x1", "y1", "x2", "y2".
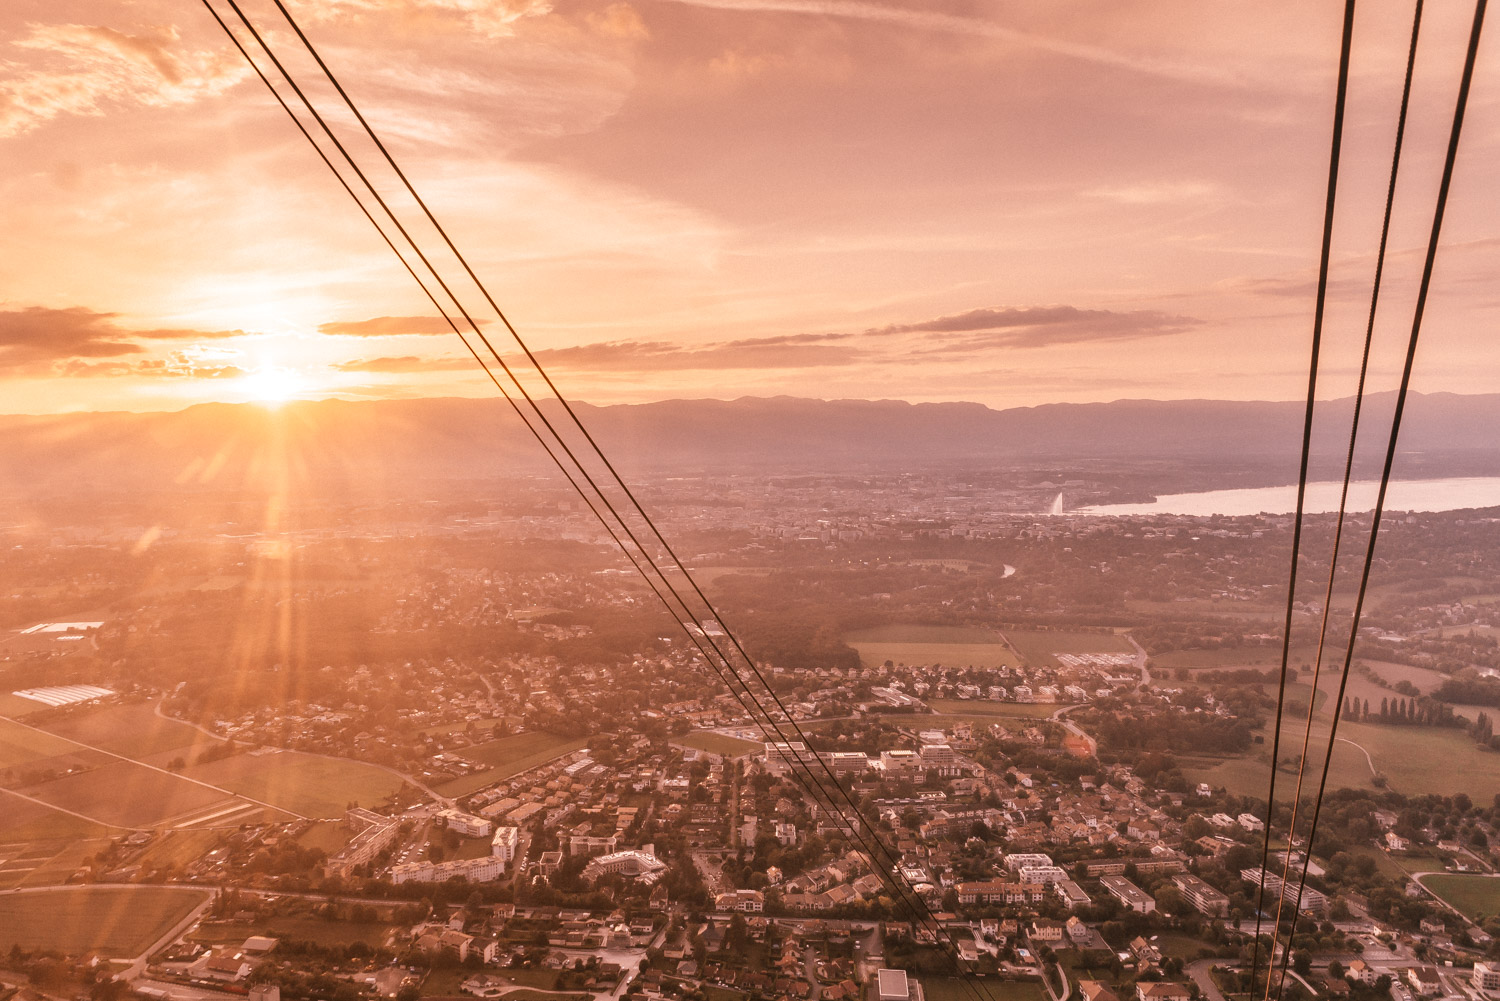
[
  {"x1": 491, "y1": 826, "x2": 519, "y2": 861},
  {"x1": 437, "y1": 808, "x2": 493, "y2": 839}
]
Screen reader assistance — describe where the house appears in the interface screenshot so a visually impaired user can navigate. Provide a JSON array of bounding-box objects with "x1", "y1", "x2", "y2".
[
  {"x1": 1406, "y1": 967, "x2": 1441, "y2": 996},
  {"x1": 1079, "y1": 983, "x2": 1119, "y2": 1001},
  {"x1": 1136, "y1": 984, "x2": 1190, "y2": 1001},
  {"x1": 1346, "y1": 960, "x2": 1377, "y2": 985},
  {"x1": 1029, "y1": 920, "x2": 1064, "y2": 944}
]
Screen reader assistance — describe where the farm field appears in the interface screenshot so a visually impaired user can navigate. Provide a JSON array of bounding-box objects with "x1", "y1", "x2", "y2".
[
  {"x1": 183, "y1": 750, "x2": 405, "y2": 818},
  {"x1": 0, "y1": 885, "x2": 208, "y2": 956},
  {"x1": 1150, "y1": 646, "x2": 1306, "y2": 670},
  {"x1": 0, "y1": 694, "x2": 46, "y2": 718},
  {"x1": 846, "y1": 624, "x2": 1021, "y2": 670},
  {"x1": 0, "y1": 795, "x2": 112, "y2": 845},
  {"x1": 1181, "y1": 719, "x2": 1500, "y2": 799},
  {"x1": 437, "y1": 732, "x2": 588, "y2": 797},
  {"x1": 19, "y1": 758, "x2": 235, "y2": 828},
  {"x1": 1420, "y1": 874, "x2": 1500, "y2": 922},
  {"x1": 1004, "y1": 629, "x2": 1132, "y2": 667},
  {"x1": 678, "y1": 732, "x2": 764, "y2": 757},
  {"x1": 36, "y1": 701, "x2": 223, "y2": 760},
  {"x1": 0, "y1": 717, "x2": 107, "y2": 774}
]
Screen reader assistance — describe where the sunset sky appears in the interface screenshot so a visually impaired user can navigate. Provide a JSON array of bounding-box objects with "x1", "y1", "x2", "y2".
[{"x1": 2, "y1": 0, "x2": 1497, "y2": 415}]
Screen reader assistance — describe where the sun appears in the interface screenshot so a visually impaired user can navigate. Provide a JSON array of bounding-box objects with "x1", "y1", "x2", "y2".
[{"x1": 237, "y1": 365, "x2": 311, "y2": 407}]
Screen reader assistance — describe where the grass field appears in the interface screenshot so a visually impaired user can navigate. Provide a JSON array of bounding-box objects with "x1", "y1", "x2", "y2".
[
  {"x1": 1004, "y1": 629, "x2": 1132, "y2": 667},
  {"x1": 0, "y1": 694, "x2": 46, "y2": 718},
  {"x1": 847, "y1": 625, "x2": 1021, "y2": 670},
  {"x1": 0, "y1": 794, "x2": 112, "y2": 845},
  {"x1": 1181, "y1": 719, "x2": 1500, "y2": 799},
  {"x1": 438, "y1": 732, "x2": 588, "y2": 797},
  {"x1": 182, "y1": 750, "x2": 406, "y2": 818},
  {"x1": 37, "y1": 701, "x2": 223, "y2": 761},
  {"x1": 921, "y1": 979, "x2": 1044, "y2": 1001},
  {"x1": 20, "y1": 758, "x2": 233, "y2": 827},
  {"x1": 192, "y1": 915, "x2": 393, "y2": 948},
  {"x1": 678, "y1": 732, "x2": 765, "y2": 757},
  {"x1": 298, "y1": 820, "x2": 353, "y2": 854},
  {"x1": 925, "y1": 700, "x2": 1068, "y2": 718},
  {"x1": 1420, "y1": 874, "x2": 1500, "y2": 922},
  {"x1": 0, "y1": 885, "x2": 207, "y2": 956},
  {"x1": 0, "y1": 717, "x2": 106, "y2": 773}
]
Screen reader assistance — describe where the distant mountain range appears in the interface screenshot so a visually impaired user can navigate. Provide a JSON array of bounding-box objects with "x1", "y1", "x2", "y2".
[{"x1": 3, "y1": 391, "x2": 1500, "y2": 496}]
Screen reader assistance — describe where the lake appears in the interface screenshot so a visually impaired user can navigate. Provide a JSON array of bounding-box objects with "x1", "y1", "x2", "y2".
[{"x1": 1077, "y1": 476, "x2": 1500, "y2": 517}]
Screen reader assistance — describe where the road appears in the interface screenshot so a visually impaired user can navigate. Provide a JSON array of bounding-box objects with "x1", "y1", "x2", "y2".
[
  {"x1": 1127, "y1": 635, "x2": 1151, "y2": 687},
  {"x1": 1188, "y1": 959, "x2": 1228, "y2": 1001}
]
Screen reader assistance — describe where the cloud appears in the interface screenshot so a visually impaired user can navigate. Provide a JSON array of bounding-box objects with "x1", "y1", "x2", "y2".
[
  {"x1": 332, "y1": 354, "x2": 479, "y2": 372},
  {"x1": 872, "y1": 305, "x2": 1203, "y2": 349},
  {"x1": 650, "y1": 0, "x2": 1243, "y2": 86},
  {"x1": 1, "y1": 22, "x2": 247, "y2": 138},
  {"x1": 56, "y1": 358, "x2": 246, "y2": 380},
  {"x1": 318, "y1": 315, "x2": 485, "y2": 336},
  {"x1": 0, "y1": 306, "x2": 244, "y2": 370},
  {"x1": 532, "y1": 332, "x2": 859, "y2": 371},
  {"x1": 302, "y1": 0, "x2": 555, "y2": 38}
]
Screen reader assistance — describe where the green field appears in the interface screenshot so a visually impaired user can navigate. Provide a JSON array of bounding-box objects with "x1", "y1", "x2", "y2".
[
  {"x1": 0, "y1": 717, "x2": 106, "y2": 773},
  {"x1": 847, "y1": 625, "x2": 1021, "y2": 670},
  {"x1": 0, "y1": 694, "x2": 46, "y2": 718},
  {"x1": 37, "y1": 701, "x2": 224, "y2": 761},
  {"x1": 193, "y1": 915, "x2": 393, "y2": 948},
  {"x1": 182, "y1": 750, "x2": 406, "y2": 818},
  {"x1": 1004, "y1": 629, "x2": 1132, "y2": 667},
  {"x1": 678, "y1": 732, "x2": 765, "y2": 757},
  {"x1": 20, "y1": 758, "x2": 233, "y2": 828},
  {"x1": 0, "y1": 886, "x2": 207, "y2": 956},
  {"x1": 298, "y1": 820, "x2": 354, "y2": 854},
  {"x1": 1181, "y1": 719, "x2": 1500, "y2": 799},
  {"x1": 921, "y1": 979, "x2": 1044, "y2": 1001},
  {"x1": 925, "y1": 700, "x2": 1066, "y2": 718},
  {"x1": 0, "y1": 794, "x2": 112, "y2": 845},
  {"x1": 1420, "y1": 874, "x2": 1500, "y2": 922},
  {"x1": 438, "y1": 732, "x2": 588, "y2": 797}
]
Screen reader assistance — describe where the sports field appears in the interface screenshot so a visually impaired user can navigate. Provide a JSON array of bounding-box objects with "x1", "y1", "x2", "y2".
[
  {"x1": 1004, "y1": 629, "x2": 1132, "y2": 667},
  {"x1": 846, "y1": 624, "x2": 1020, "y2": 670},
  {"x1": 193, "y1": 914, "x2": 394, "y2": 948},
  {"x1": 1420, "y1": 874, "x2": 1500, "y2": 922},
  {"x1": 182, "y1": 750, "x2": 406, "y2": 818},
  {"x1": 0, "y1": 885, "x2": 208, "y2": 956},
  {"x1": 438, "y1": 732, "x2": 588, "y2": 797},
  {"x1": 678, "y1": 732, "x2": 765, "y2": 757}
]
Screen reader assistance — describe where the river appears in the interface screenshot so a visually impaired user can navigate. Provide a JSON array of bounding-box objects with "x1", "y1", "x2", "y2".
[{"x1": 1077, "y1": 476, "x2": 1500, "y2": 517}]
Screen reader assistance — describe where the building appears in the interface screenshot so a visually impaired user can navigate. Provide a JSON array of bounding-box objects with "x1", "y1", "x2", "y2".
[
  {"x1": 392, "y1": 856, "x2": 503, "y2": 884},
  {"x1": 1018, "y1": 865, "x2": 1068, "y2": 885},
  {"x1": 569, "y1": 834, "x2": 619, "y2": 856},
  {"x1": 1406, "y1": 968, "x2": 1441, "y2": 996},
  {"x1": 1239, "y1": 867, "x2": 1327, "y2": 915},
  {"x1": 1136, "y1": 985, "x2": 1190, "y2": 1001},
  {"x1": 582, "y1": 849, "x2": 667, "y2": 883},
  {"x1": 871, "y1": 969, "x2": 925, "y2": 1001},
  {"x1": 491, "y1": 826, "x2": 519, "y2": 861},
  {"x1": 715, "y1": 889, "x2": 765, "y2": 912},
  {"x1": 325, "y1": 809, "x2": 399, "y2": 877},
  {"x1": 1472, "y1": 962, "x2": 1500, "y2": 995},
  {"x1": 1172, "y1": 873, "x2": 1229, "y2": 917},
  {"x1": 1099, "y1": 875, "x2": 1154, "y2": 914},
  {"x1": 1054, "y1": 879, "x2": 1091, "y2": 909},
  {"x1": 1004, "y1": 853, "x2": 1054, "y2": 872},
  {"x1": 249, "y1": 986, "x2": 280, "y2": 1001},
  {"x1": 956, "y1": 880, "x2": 1046, "y2": 905},
  {"x1": 764, "y1": 741, "x2": 810, "y2": 776},
  {"x1": 437, "y1": 808, "x2": 493, "y2": 839}
]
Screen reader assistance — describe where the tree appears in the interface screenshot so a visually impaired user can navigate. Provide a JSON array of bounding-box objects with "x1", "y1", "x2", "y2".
[{"x1": 1328, "y1": 960, "x2": 1345, "y2": 980}]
